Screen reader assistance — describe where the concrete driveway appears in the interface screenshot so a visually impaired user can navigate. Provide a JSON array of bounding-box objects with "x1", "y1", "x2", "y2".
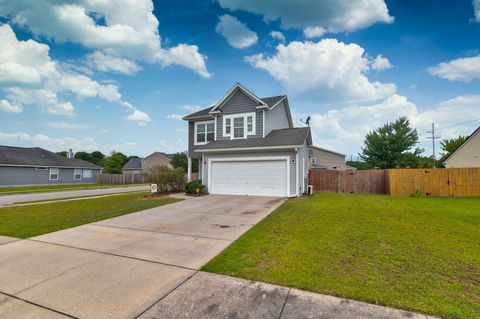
[
  {"x1": 0, "y1": 185, "x2": 149, "y2": 206},
  {"x1": 0, "y1": 195, "x2": 284, "y2": 318}
]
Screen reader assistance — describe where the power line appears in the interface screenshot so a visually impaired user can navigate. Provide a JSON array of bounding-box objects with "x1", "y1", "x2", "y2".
[{"x1": 434, "y1": 118, "x2": 480, "y2": 132}]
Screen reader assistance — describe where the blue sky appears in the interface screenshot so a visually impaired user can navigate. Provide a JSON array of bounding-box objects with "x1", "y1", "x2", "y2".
[{"x1": 1, "y1": 0, "x2": 479, "y2": 159}]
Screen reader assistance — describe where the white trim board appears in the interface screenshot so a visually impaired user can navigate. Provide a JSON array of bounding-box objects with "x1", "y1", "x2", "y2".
[
  {"x1": 197, "y1": 145, "x2": 303, "y2": 153},
  {"x1": 207, "y1": 156, "x2": 291, "y2": 197}
]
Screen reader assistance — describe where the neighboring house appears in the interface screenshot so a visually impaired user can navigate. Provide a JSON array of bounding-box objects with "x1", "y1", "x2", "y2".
[
  {"x1": 309, "y1": 146, "x2": 354, "y2": 170},
  {"x1": 183, "y1": 83, "x2": 312, "y2": 197},
  {"x1": 0, "y1": 146, "x2": 101, "y2": 186},
  {"x1": 122, "y1": 152, "x2": 172, "y2": 174},
  {"x1": 443, "y1": 127, "x2": 480, "y2": 168}
]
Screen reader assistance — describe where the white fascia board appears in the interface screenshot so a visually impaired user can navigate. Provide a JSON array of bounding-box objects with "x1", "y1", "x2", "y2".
[{"x1": 0, "y1": 164, "x2": 100, "y2": 169}]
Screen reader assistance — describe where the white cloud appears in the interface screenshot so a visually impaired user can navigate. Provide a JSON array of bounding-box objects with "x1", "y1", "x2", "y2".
[
  {"x1": 166, "y1": 114, "x2": 184, "y2": 120},
  {"x1": 112, "y1": 142, "x2": 138, "y2": 153},
  {"x1": 306, "y1": 94, "x2": 480, "y2": 157},
  {"x1": 0, "y1": 0, "x2": 211, "y2": 77},
  {"x1": 246, "y1": 39, "x2": 396, "y2": 102},
  {"x1": 303, "y1": 26, "x2": 326, "y2": 38},
  {"x1": 85, "y1": 51, "x2": 142, "y2": 75},
  {"x1": 474, "y1": 0, "x2": 480, "y2": 22},
  {"x1": 371, "y1": 54, "x2": 393, "y2": 71},
  {"x1": 0, "y1": 131, "x2": 100, "y2": 152},
  {"x1": 47, "y1": 121, "x2": 87, "y2": 130},
  {"x1": 428, "y1": 56, "x2": 480, "y2": 82},
  {"x1": 159, "y1": 44, "x2": 212, "y2": 78},
  {"x1": 126, "y1": 109, "x2": 151, "y2": 125},
  {"x1": 0, "y1": 99, "x2": 22, "y2": 113},
  {"x1": 218, "y1": 0, "x2": 393, "y2": 35},
  {"x1": 215, "y1": 14, "x2": 258, "y2": 49},
  {"x1": 269, "y1": 31, "x2": 285, "y2": 42},
  {"x1": 0, "y1": 24, "x2": 149, "y2": 124}
]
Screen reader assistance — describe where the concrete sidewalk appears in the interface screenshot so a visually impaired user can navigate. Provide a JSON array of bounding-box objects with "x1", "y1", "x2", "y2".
[{"x1": 0, "y1": 185, "x2": 149, "y2": 206}]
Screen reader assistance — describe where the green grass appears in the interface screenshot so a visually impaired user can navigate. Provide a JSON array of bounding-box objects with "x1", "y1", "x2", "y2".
[
  {"x1": 203, "y1": 193, "x2": 480, "y2": 319},
  {"x1": 0, "y1": 192, "x2": 181, "y2": 238},
  {"x1": 0, "y1": 183, "x2": 147, "y2": 195}
]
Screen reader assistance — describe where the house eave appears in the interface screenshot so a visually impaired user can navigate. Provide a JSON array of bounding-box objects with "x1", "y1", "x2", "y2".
[
  {"x1": 195, "y1": 145, "x2": 303, "y2": 153},
  {"x1": 0, "y1": 163, "x2": 101, "y2": 169}
]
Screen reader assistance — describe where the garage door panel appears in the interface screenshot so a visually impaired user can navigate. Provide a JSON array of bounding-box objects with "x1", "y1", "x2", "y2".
[{"x1": 210, "y1": 160, "x2": 287, "y2": 197}]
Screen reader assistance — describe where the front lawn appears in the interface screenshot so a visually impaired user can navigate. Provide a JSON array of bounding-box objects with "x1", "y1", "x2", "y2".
[
  {"x1": 203, "y1": 193, "x2": 480, "y2": 319},
  {"x1": 0, "y1": 192, "x2": 181, "y2": 238},
  {"x1": 0, "y1": 183, "x2": 147, "y2": 195}
]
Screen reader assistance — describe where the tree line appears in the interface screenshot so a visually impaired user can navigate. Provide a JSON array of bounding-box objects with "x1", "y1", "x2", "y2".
[
  {"x1": 348, "y1": 117, "x2": 467, "y2": 169},
  {"x1": 57, "y1": 150, "x2": 196, "y2": 174}
]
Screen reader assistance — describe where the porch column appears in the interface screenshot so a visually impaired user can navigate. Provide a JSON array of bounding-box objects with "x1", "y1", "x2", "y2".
[{"x1": 187, "y1": 157, "x2": 192, "y2": 182}]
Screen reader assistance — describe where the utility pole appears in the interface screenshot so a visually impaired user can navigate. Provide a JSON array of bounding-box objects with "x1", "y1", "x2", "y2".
[{"x1": 426, "y1": 122, "x2": 439, "y2": 168}]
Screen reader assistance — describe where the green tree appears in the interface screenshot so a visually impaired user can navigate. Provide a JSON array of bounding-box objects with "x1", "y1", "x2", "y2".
[
  {"x1": 439, "y1": 135, "x2": 467, "y2": 164},
  {"x1": 359, "y1": 117, "x2": 423, "y2": 168},
  {"x1": 89, "y1": 151, "x2": 105, "y2": 166},
  {"x1": 56, "y1": 151, "x2": 68, "y2": 157},
  {"x1": 170, "y1": 152, "x2": 198, "y2": 172},
  {"x1": 74, "y1": 151, "x2": 91, "y2": 162},
  {"x1": 103, "y1": 152, "x2": 129, "y2": 174}
]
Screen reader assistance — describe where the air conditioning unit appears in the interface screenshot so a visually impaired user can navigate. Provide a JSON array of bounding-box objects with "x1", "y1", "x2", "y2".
[{"x1": 307, "y1": 185, "x2": 313, "y2": 195}]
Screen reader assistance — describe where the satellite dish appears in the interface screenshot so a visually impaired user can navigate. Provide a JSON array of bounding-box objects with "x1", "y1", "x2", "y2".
[{"x1": 300, "y1": 116, "x2": 311, "y2": 126}]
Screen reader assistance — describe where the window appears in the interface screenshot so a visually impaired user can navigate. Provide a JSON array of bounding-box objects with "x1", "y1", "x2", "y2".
[
  {"x1": 195, "y1": 121, "x2": 215, "y2": 145},
  {"x1": 247, "y1": 115, "x2": 253, "y2": 133},
  {"x1": 141, "y1": 160, "x2": 148, "y2": 165},
  {"x1": 49, "y1": 168, "x2": 59, "y2": 180},
  {"x1": 83, "y1": 169, "x2": 92, "y2": 178},
  {"x1": 233, "y1": 117, "x2": 244, "y2": 138},
  {"x1": 223, "y1": 112, "x2": 255, "y2": 139},
  {"x1": 74, "y1": 168, "x2": 82, "y2": 180},
  {"x1": 225, "y1": 118, "x2": 231, "y2": 135},
  {"x1": 311, "y1": 157, "x2": 317, "y2": 164}
]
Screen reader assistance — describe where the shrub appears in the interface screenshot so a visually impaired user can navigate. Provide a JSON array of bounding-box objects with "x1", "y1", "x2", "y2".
[
  {"x1": 148, "y1": 165, "x2": 186, "y2": 193},
  {"x1": 185, "y1": 180, "x2": 205, "y2": 195}
]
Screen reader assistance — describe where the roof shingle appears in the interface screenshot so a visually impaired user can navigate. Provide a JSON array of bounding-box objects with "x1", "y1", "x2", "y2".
[{"x1": 0, "y1": 146, "x2": 101, "y2": 168}]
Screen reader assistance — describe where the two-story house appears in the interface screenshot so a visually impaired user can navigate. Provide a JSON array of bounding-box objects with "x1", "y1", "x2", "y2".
[
  {"x1": 122, "y1": 152, "x2": 173, "y2": 174},
  {"x1": 183, "y1": 83, "x2": 312, "y2": 197}
]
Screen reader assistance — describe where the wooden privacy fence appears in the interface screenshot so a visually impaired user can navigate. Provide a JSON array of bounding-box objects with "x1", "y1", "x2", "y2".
[
  {"x1": 96, "y1": 173, "x2": 150, "y2": 185},
  {"x1": 388, "y1": 168, "x2": 480, "y2": 197},
  {"x1": 308, "y1": 168, "x2": 480, "y2": 197},
  {"x1": 308, "y1": 169, "x2": 388, "y2": 194}
]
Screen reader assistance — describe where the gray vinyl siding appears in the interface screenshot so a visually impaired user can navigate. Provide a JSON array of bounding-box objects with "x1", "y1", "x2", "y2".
[
  {"x1": 264, "y1": 101, "x2": 291, "y2": 135},
  {"x1": 188, "y1": 121, "x2": 202, "y2": 159},
  {"x1": 216, "y1": 90, "x2": 263, "y2": 140},
  {"x1": 201, "y1": 150, "x2": 297, "y2": 197},
  {"x1": 310, "y1": 148, "x2": 347, "y2": 169},
  {"x1": 0, "y1": 166, "x2": 101, "y2": 186}
]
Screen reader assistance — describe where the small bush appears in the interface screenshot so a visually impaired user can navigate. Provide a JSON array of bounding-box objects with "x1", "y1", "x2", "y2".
[
  {"x1": 185, "y1": 180, "x2": 205, "y2": 195},
  {"x1": 412, "y1": 188, "x2": 425, "y2": 198},
  {"x1": 148, "y1": 165, "x2": 186, "y2": 193}
]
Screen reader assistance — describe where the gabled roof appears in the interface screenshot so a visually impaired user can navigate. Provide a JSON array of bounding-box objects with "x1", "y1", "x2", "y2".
[
  {"x1": 443, "y1": 126, "x2": 480, "y2": 164},
  {"x1": 123, "y1": 158, "x2": 142, "y2": 169},
  {"x1": 194, "y1": 127, "x2": 312, "y2": 152},
  {"x1": 182, "y1": 106, "x2": 215, "y2": 121},
  {"x1": 0, "y1": 145, "x2": 101, "y2": 169},
  {"x1": 309, "y1": 145, "x2": 346, "y2": 157},
  {"x1": 146, "y1": 152, "x2": 173, "y2": 161},
  {"x1": 209, "y1": 83, "x2": 267, "y2": 113}
]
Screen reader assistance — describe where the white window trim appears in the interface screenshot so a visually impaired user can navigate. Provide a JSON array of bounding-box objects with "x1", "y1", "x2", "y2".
[
  {"x1": 311, "y1": 157, "x2": 317, "y2": 164},
  {"x1": 223, "y1": 112, "x2": 256, "y2": 140},
  {"x1": 74, "y1": 168, "x2": 82, "y2": 180},
  {"x1": 207, "y1": 156, "x2": 290, "y2": 197},
  {"x1": 49, "y1": 168, "x2": 59, "y2": 181},
  {"x1": 194, "y1": 120, "x2": 215, "y2": 145}
]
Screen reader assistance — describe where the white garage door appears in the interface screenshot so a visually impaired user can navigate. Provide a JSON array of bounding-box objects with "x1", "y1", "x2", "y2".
[{"x1": 209, "y1": 159, "x2": 288, "y2": 197}]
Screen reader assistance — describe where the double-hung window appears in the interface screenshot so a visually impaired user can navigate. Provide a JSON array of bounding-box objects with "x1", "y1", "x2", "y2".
[
  {"x1": 49, "y1": 168, "x2": 59, "y2": 180},
  {"x1": 223, "y1": 112, "x2": 255, "y2": 139},
  {"x1": 233, "y1": 117, "x2": 244, "y2": 138},
  {"x1": 74, "y1": 168, "x2": 82, "y2": 180},
  {"x1": 195, "y1": 121, "x2": 215, "y2": 145}
]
